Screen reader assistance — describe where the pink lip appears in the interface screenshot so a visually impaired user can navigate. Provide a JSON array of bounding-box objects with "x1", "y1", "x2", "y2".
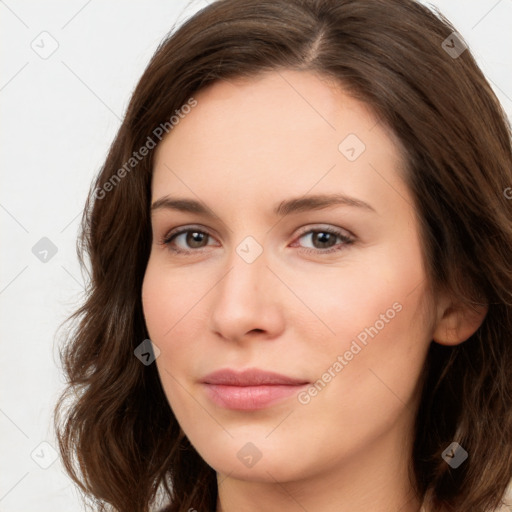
[{"x1": 201, "y1": 368, "x2": 309, "y2": 410}]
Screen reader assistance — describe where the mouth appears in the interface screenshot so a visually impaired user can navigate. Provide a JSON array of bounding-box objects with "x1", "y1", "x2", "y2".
[{"x1": 200, "y1": 368, "x2": 310, "y2": 410}]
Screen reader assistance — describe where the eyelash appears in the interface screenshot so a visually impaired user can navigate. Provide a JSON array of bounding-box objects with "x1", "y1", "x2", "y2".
[{"x1": 159, "y1": 225, "x2": 354, "y2": 256}]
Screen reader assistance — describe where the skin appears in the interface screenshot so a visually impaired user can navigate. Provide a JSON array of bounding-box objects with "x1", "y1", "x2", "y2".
[{"x1": 142, "y1": 70, "x2": 486, "y2": 512}]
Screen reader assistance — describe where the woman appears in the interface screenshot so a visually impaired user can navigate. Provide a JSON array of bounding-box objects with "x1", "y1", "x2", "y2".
[{"x1": 55, "y1": 0, "x2": 512, "y2": 511}]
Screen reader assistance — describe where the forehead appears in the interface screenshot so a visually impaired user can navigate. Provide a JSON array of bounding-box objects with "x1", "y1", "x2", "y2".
[{"x1": 151, "y1": 70, "x2": 409, "y2": 218}]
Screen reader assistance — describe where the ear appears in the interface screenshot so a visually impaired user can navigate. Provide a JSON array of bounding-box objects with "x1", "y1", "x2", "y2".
[{"x1": 432, "y1": 297, "x2": 488, "y2": 346}]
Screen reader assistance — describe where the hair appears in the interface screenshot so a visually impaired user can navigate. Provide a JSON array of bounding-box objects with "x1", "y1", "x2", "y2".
[{"x1": 54, "y1": 0, "x2": 512, "y2": 511}]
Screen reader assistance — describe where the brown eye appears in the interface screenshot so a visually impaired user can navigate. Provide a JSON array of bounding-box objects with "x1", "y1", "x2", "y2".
[
  {"x1": 295, "y1": 227, "x2": 354, "y2": 254},
  {"x1": 309, "y1": 231, "x2": 338, "y2": 249},
  {"x1": 163, "y1": 228, "x2": 215, "y2": 254},
  {"x1": 184, "y1": 231, "x2": 208, "y2": 248}
]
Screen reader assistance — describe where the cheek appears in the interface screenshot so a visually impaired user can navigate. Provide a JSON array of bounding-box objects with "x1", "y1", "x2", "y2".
[
  {"x1": 142, "y1": 263, "x2": 172, "y2": 343},
  {"x1": 289, "y1": 241, "x2": 427, "y2": 354},
  {"x1": 142, "y1": 256, "x2": 203, "y2": 342},
  {"x1": 292, "y1": 230, "x2": 431, "y2": 405},
  {"x1": 303, "y1": 244, "x2": 431, "y2": 425},
  {"x1": 142, "y1": 260, "x2": 204, "y2": 417},
  {"x1": 142, "y1": 261, "x2": 186, "y2": 382},
  {"x1": 141, "y1": 257, "x2": 214, "y2": 381}
]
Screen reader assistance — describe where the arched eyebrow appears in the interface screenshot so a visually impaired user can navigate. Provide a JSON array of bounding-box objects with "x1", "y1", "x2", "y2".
[
  {"x1": 273, "y1": 194, "x2": 376, "y2": 216},
  {"x1": 150, "y1": 193, "x2": 377, "y2": 217}
]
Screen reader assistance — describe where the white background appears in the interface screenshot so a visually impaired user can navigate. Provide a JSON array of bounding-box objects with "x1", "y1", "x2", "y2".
[{"x1": 1, "y1": 1, "x2": 511, "y2": 510}]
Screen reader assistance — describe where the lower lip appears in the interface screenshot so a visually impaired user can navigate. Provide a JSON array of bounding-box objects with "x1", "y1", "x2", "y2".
[{"x1": 202, "y1": 383, "x2": 308, "y2": 410}]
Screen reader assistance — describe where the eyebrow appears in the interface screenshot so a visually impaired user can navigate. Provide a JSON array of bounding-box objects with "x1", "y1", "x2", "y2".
[{"x1": 150, "y1": 193, "x2": 376, "y2": 217}]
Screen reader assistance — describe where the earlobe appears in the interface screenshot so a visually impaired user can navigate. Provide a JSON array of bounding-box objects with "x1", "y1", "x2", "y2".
[{"x1": 432, "y1": 302, "x2": 488, "y2": 346}]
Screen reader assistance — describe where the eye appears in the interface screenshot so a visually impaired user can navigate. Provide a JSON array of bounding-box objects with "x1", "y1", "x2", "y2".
[
  {"x1": 291, "y1": 226, "x2": 354, "y2": 254},
  {"x1": 160, "y1": 226, "x2": 217, "y2": 254},
  {"x1": 159, "y1": 225, "x2": 354, "y2": 256}
]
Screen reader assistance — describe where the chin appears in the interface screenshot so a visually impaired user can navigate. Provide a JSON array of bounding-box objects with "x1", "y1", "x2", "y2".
[{"x1": 193, "y1": 438, "x2": 313, "y2": 483}]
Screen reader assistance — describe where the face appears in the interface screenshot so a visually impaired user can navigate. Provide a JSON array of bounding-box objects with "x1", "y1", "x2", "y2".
[{"x1": 142, "y1": 70, "x2": 436, "y2": 484}]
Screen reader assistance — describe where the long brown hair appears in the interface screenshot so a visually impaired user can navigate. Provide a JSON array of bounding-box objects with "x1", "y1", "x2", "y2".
[{"x1": 54, "y1": 0, "x2": 512, "y2": 510}]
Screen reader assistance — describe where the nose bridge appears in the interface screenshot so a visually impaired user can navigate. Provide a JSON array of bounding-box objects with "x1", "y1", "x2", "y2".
[
  {"x1": 218, "y1": 241, "x2": 268, "y2": 311},
  {"x1": 209, "y1": 237, "x2": 282, "y2": 340}
]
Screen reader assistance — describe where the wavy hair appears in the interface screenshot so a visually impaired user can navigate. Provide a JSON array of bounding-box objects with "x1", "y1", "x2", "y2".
[{"x1": 55, "y1": 0, "x2": 512, "y2": 511}]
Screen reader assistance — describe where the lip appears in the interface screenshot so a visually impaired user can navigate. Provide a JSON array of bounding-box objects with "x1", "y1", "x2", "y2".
[{"x1": 200, "y1": 368, "x2": 309, "y2": 410}]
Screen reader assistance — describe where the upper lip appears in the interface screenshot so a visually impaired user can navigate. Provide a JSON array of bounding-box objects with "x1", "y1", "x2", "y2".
[{"x1": 201, "y1": 368, "x2": 309, "y2": 386}]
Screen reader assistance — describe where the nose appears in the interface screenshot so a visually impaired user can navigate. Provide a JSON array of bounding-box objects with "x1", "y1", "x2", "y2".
[{"x1": 209, "y1": 246, "x2": 285, "y2": 344}]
